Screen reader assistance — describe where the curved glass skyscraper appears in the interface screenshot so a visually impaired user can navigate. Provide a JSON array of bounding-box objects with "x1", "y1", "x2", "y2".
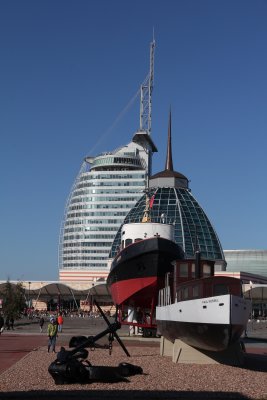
[{"x1": 59, "y1": 132, "x2": 157, "y2": 281}]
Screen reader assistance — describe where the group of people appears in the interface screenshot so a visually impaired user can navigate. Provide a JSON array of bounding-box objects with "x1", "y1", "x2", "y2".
[
  {"x1": 0, "y1": 311, "x2": 63, "y2": 354},
  {"x1": 0, "y1": 314, "x2": 15, "y2": 334}
]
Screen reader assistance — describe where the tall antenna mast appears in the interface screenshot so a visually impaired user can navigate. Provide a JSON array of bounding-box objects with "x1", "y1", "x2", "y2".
[{"x1": 140, "y1": 35, "x2": 155, "y2": 135}]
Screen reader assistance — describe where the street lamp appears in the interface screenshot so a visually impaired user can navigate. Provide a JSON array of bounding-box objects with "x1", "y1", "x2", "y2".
[
  {"x1": 28, "y1": 281, "x2": 31, "y2": 308},
  {"x1": 249, "y1": 281, "x2": 253, "y2": 332}
]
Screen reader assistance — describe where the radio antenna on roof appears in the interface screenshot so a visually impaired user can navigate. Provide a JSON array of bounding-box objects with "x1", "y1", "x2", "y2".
[{"x1": 139, "y1": 36, "x2": 155, "y2": 135}]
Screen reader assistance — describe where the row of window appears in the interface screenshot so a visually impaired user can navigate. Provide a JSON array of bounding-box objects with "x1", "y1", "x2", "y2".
[
  {"x1": 178, "y1": 263, "x2": 212, "y2": 278},
  {"x1": 63, "y1": 256, "x2": 107, "y2": 261},
  {"x1": 65, "y1": 219, "x2": 122, "y2": 226},
  {"x1": 67, "y1": 211, "x2": 127, "y2": 218},
  {"x1": 63, "y1": 249, "x2": 109, "y2": 254},
  {"x1": 70, "y1": 196, "x2": 140, "y2": 204},
  {"x1": 93, "y1": 156, "x2": 142, "y2": 167},
  {"x1": 69, "y1": 203, "x2": 134, "y2": 211},
  {"x1": 176, "y1": 282, "x2": 236, "y2": 302},
  {"x1": 73, "y1": 188, "x2": 142, "y2": 196},
  {"x1": 62, "y1": 263, "x2": 107, "y2": 268},
  {"x1": 77, "y1": 181, "x2": 145, "y2": 189},
  {"x1": 64, "y1": 234, "x2": 115, "y2": 240},
  {"x1": 79, "y1": 173, "x2": 145, "y2": 181},
  {"x1": 63, "y1": 242, "x2": 111, "y2": 248},
  {"x1": 64, "y1": 226, "x2": 119, "y2": 234}
]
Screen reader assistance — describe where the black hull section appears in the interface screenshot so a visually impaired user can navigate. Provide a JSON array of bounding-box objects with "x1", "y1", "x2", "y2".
[
  {"x1": 157, "y1": 320, "x2": 245, "y2": 352},
  {"x1": 108, "y1": 237, "x2": 183, "y2": 286}
]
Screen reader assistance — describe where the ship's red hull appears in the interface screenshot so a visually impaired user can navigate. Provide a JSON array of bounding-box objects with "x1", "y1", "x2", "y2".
[
  {"x1": 107, "y1": 237, "x2": 184, "y2": 307},
  {"x1": 109, "y1": 276, "x2": 158, "y2": 307}
]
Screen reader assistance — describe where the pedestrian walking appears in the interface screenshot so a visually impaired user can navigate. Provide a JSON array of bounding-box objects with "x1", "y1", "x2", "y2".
[
  {"x1": 47, "y1": 316, "x2": 58, "y2": 353},
  {"x1": 39, "y1": 316, "x2": 45, "y2": 333},
  {"x1": 0, "y1": 313, "x2": 4, "y2": 335},
  {"x1": 5, "y1": 317, "x2": 10, "y2": 330},
  {"x1": 9, "y1": 317, "x2": 14, "y2": 330},
  {"x1": 57, "y1": 313, "x2": 63, "y2": 333}
]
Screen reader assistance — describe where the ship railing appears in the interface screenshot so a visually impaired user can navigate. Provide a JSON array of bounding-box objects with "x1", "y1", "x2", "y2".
[
  {"x1": 158, "y1": 286, "x2": 172, "y2": 307},
  {"x1": 127, "y1": 216, "x2": 175, "y2": 225}
]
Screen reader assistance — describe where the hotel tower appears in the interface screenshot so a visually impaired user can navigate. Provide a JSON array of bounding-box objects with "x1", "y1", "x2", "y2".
[{"x1": 59, "y1": 39, "x2": 156, "y2": 282}]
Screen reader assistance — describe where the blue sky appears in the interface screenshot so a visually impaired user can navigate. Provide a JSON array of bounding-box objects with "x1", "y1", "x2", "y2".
[{"x1": 1, "y1": 0, "x2": 267, "y2": 281}]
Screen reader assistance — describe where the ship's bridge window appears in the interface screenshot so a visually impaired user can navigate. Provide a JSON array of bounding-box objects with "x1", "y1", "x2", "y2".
[
  {"x1": 203, "y1": 263, "x2": 212, "y2": 277},
  {"x1": 134, "y1": 238, "x2": 142, "y2": 242},
  {"x1": 121, "y1": 240, "x2": 124, "y2": 249},
  {"x1": 213, "y1": 284, "x2": 229, "y2": 296},
  {"x1": 177, "y1": 289, "x2": 182, "y2": 301},
  {"x1": 191, "y1": 263, "x2": 195, "y2": 278},
  {"x1": 183, "y1": 287, "x2": 189, "y2": 300},
  {"x1": 192, "y1": 285, "x2": 200, "y2": 298},
  {"x1": 179, "y1": 263, "x2": 189, "y2": 277},
  {"x1": 125, "y1": 239, "x2": 132, "y2": 247}
]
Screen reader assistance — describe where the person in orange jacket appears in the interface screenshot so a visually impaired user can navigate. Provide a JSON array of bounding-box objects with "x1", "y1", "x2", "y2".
[{"x1": 57, "y1": 313, "x2": 63, "y2": 333}]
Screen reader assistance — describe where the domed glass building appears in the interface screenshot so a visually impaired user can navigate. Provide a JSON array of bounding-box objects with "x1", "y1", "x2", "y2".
[{"x1": 110, "y1": 114, "x2": 226, "y2": 271}]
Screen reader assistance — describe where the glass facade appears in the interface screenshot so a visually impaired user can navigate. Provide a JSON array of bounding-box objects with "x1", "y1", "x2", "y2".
[
  {"x1": 224, "y1": 250, "x2": 267, "y2": 278},
  {"x1": 59, "y1": 137, "x2": 154, "y2": 280},
  {"x1": 110, "y1": 186, "x2": 225, "y2": 270},
  {"x1": 59, "y1": 116, "x2": 226, "y2": 279}
]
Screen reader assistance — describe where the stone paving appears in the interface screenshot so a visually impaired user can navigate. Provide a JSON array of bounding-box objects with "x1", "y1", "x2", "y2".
[
  {"x1": 0, "y1": 316, "x2": 157, "y2": 374},
  {"x1": 0, "y1": 317, "x2": 266, "y2": 400},
  {"x1": 0, "y1": 316, "x2": 266, "y2": 375}
]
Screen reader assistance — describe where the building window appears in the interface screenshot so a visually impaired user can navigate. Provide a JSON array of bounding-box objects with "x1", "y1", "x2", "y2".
[
  {"x1": 203, "y1": 263, "x2": 211, "y2": 277},
  {"x1": 213, "y1": 284, "x2": 229, "y2": 296},
  {"x1": 125, "y1": 239, "x2": 132, "y2": 247},
  {"x1": 192, "y1": 285, "x2": 199, "y2": 298},
  {"x1": 183, "y1": 287, "x2": 189, "y2": 300},
  {"x1": 180, "y1": 263, "x2": 189, "y2": 277}
]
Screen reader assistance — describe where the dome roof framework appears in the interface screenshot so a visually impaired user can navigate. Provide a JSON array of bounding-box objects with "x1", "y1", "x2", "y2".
[
  {"x1": 110, "y1": 186, "x2": 224, "y2": 262},
  {"x1": 110, "y1": 112, "x2": 225, "y2": 268}
]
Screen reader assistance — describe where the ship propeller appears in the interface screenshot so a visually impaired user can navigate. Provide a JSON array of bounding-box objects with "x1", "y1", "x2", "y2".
[{"x1": 94, "y1": 300, "x2": 130, "y2": 357}]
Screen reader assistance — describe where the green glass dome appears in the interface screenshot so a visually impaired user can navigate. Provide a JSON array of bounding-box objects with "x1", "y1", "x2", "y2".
[
  {"x1": 110, "y1": 113, "x2": 226, "y2": 270},
  {"x1": 110, "y1": 187, "x2": 224, "y2": 262}
]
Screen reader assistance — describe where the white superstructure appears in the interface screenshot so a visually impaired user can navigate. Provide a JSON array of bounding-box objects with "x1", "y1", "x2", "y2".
[
  {"x1": 121, "y1": 222, "x2": 175, "y2": 248},
  {"x1": 156, "y1": 294, "x2": 250, "y2": 326}
]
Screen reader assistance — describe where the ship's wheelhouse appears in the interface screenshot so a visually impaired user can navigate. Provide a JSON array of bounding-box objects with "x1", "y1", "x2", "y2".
[{"x1": 175, "y1": 276, "x2": 243, "y2": 303}]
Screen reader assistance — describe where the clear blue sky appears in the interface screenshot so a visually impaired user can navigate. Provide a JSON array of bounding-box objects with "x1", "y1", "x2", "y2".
[{"x1": 1, "y1": 0, "x2": 267, "y2": 281}]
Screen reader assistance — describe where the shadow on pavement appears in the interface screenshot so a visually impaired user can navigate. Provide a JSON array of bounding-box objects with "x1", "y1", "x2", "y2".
[
  {"x1": 0, "y1": 389, "x2": 252, "y2": 400},
  {"x1": 243, "y1": 353, "x2": 267, "y2": 372}
]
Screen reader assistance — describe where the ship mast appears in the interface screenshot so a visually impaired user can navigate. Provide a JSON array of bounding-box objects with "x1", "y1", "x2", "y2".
[
  {"x1": 141, "y1": 191, "x2": 152, "y2": 223},
  {"x1": 165, "y1": 110, "x2": 174, "y2": 171},
  {"x1": 140, "y1": 36, "x2": 155, "y2": 135}
]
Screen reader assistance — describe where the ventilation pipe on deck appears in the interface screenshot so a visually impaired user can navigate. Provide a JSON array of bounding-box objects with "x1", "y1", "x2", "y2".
[{"x1": 195, "y1": 250, "x2": 201, "y2": 279}]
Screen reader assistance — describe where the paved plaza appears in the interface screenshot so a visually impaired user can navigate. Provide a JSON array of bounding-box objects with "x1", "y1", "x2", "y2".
[{"x1": 0, "y1": 316, "x2": 266, "y2": 400}]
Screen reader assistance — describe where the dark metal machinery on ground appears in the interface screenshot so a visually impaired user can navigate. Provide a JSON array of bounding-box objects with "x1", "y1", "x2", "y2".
[{"x1": 48, "y1": 301, "x2": 143, "y2": 384}]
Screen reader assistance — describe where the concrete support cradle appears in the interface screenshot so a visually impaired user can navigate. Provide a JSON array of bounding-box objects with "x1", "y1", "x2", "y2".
[{"x1": 160, "y1": 336, "x2": 245, "y2": 366}]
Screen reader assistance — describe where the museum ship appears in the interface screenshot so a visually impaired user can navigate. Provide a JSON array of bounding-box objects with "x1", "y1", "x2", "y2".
[
  {"x1": 156, "y1": 254, "x2": 251, "y2": 351},
  {"x1": 107, "y1": 194, "x2": 184, "y2": 309},
  {"x1": 108, "y1": 112, "x2": 250, "y2": 348}
]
